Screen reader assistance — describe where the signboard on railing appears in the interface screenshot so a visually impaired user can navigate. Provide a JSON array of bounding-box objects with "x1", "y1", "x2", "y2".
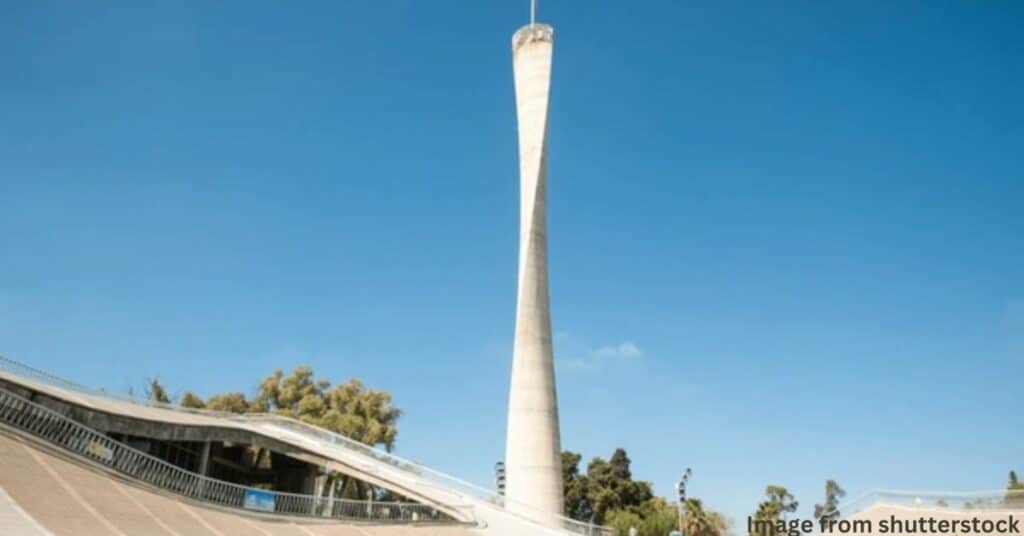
[
  {"x1": 243, "y1": 489, "x2": 276, "y2": 512},
  {"x1": 86, "y1": 440, "x2": 114, "y2": 463}
]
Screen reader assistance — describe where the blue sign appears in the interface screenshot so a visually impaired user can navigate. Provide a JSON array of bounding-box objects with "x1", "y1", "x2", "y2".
[{"x1": 243, "y1": 489, "x2": 276, "y2": 512}]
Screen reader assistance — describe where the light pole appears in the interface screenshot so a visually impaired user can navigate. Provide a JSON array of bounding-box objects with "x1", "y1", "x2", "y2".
[
  {"x1": 494, "y1": 461, "x2": 506, "y2": 497},
  {"x1": 677, "y1": 468, "x2": 692, "y2": 536}
]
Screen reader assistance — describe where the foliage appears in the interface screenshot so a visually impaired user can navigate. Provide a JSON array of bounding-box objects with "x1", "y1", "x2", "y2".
[
  {"x1": 605, "y1": 508, "x2": 646, "y2": 535},
  {"x1": 143, "y1": 366, "x2": 403, "y2": 503},
  {"x1": 1006, "y1": 470, "x2": 1024, "y2": 507},
  {"x1": 145, "y1": 377, "x2": 171, "y2": 404},
  {"x1": 179, "y1": 391, "x2": 206, "y2": 409},
  {"x1": 205, "y1": 391, "x2": 250, "y2": 413},
  {"x1": 145, "y1": 366, "x2": 401, "y2": 451},
  {"x1": 750, "y1": 485, "x2": 798, "y2": 536},
  {"x1": 562, "y1": 448, "x2": 654, "y2": 524},
  {"x1": 606, "y1": 497, "x2": 725, "y2": 536},
  {"x1": 681, "y1": 497, "x2": 729, "y2": 536},
  {"x1": 563, "y1": 451, "x2": 593, "y2": 521},
  {"x1": 564, "y1": 449, "x2": 725, "y2": 535},
  {"x1": 607, "y1": 498, "x2": 678, "y2": 536},
  {"x1": 250, "y1": 366, "x2": 402, "y2": 451},
  {"x1": 813, "y1": 480, "x2": 845, "y2": 523}
]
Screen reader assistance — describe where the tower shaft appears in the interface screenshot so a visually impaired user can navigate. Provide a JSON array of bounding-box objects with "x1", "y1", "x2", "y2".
[{"x1": 505, "y1": 23, "x2": 563, "y2": 520}]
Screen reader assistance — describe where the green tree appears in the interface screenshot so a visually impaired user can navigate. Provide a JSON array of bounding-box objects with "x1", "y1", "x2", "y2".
[
  {"x1": 205, "y1": 391, "x2": 250, "y2": 413},
  {"x1": 769, "y1": 485, "x2": 798, "y2": 514},
  {"x1": 607, "y1": 497, "x2": 725, "y2": 536},
  {"x1": 179, "y1": 391, "x2": 206, "y2": 409},
  {"x1": 250, "y1": 366, "x2": 329, "y2": 415},
  {"x1": 563, "y1": 451, "x2": 593, "y2": 521},
  {"x1": 250, "y1": 368, "x2": 401, "y2": 451},
  {"x1": 164, "y1": 366, "x2": 403, "y2": 504},
  {"x1": 145, "y1": 377, "x2": 171, "y2": 404},
  {"x1": 681, "y1": 497, "x2": 729, "y2": 536},
  {"x1": 584, "y1": 448, "x2": 654, "y2": 523},
  {"x1": 562, "y1": 448, "x2": 726, "y2": 534},
  {"x1": 320, "y1": 379, "x2": 401, "y2": 451},
  {"x1": 813, "y1": 480, "x2": 845, "y2": 523},
  {"x1": 167, "y1": 366, "x2": 402, "y2": 451},
  {"x1": 750, "y1": 485, "x2": 798, "y2": 536},
  {"x1": 607, "y1": 498, "x2": 677, "y2": 536},
  {"x1": 605, "y1": 508, "x2": 645, "y2": 536},
  {"x1": 1006, "y1": 470, "x2": 1024, "y2": 507}
]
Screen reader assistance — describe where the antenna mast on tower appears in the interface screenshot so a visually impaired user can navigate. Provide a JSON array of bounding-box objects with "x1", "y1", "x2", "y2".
[{"x1": 530, "y1": 0, "x2": 536, "y2": 25}]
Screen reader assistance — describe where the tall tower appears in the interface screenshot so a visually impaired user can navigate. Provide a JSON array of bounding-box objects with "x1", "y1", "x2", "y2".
[{"x1": 504, "y1": 11, "x2": 564, "y2": 520}]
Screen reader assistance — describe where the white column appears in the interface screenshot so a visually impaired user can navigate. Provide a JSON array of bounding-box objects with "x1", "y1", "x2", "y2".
[
  {"x1": 505, "y1": 22, "x2": 564, "y2": 522},
  {"x1": 197, "y1": 442, "x2": 211, "y2": 476}
]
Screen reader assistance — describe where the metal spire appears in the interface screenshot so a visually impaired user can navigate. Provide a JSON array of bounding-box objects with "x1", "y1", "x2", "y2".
[{"x1": 530, "y1": 0, "x2": 536, "y2": 25}]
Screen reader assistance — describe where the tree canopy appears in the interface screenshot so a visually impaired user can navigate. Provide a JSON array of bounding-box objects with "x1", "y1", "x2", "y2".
[
  {"x1": 563, "y1": 448, "x2": 726, "y2": 536},
  {"x1": 144, "y1": 377, "x2": 171, "y2": 404},
  {"x1": 813, "y1": 480, "x2": 846, "y2": 523},
  {"x1": 562, "y1": 448, "x2": 654, "y2": 524},
  {"x1": 1006, "y1": 470, "x2": 1024, "y2": 507},
  {"x1": 681, "y1": 497, "x2": 729, "y2": 536},
  {"x1": 605, "y1": 498, "x2": 678, "y2": 536},
  {"x1": 150, "y1": 365, "x2": 401, "y2": 451},
  {"x1": 749, "y1": 485, "x2": 798, "y2": 536},
  {"x1": 146, "y1": 366, "x2": 403, "y2": 502}
]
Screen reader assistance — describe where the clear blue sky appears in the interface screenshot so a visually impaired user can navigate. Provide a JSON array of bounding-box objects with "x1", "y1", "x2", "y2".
[{"x1": 2, "y1": 0, "x2": 1021, "y2": 528}]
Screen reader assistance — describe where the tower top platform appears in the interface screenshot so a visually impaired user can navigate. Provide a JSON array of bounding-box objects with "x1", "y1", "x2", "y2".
[{"x1": 512, "y1": 23, "x2": 554, "y2": 53}]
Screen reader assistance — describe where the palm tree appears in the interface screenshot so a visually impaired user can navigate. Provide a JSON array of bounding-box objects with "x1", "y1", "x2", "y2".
[{"x1": 681, "y1": 498, "x2": 727, "y2": 536}]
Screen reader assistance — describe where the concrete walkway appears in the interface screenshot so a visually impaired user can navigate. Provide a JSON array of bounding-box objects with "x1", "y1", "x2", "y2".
[
  {"x1": 0, "y1": 487, "x2": 56, "y2": 536},
  {"x1": 0, "y1": 432, "x2": 477, "y2": 536}
]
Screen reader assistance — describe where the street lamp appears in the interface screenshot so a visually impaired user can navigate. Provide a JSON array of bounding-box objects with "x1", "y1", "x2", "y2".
[{"x1": 677, "y1": 468, "x2": 692, "y2": 536}]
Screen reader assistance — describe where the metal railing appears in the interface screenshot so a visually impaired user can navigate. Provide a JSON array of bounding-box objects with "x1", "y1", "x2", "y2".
[
  {"x1": 0, "y1": 355, "x2": 614, "y2": 535},
  {"x1": 838, "y1": 489, "x2": 1024, "y2": 519},
  {"x1": 0, "y1": 386, "x2": 448, "y2": 523}
]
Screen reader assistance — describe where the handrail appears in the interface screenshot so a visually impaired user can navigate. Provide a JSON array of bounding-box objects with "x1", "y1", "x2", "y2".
[
  {"x1": 0, "y1": 355, "x2": 614, "y2": 535},
  {"x1": 251, "y1": 417, "x2": 615, "y2": 536},
  {"x1": 838, "y1": 488, "x2": 1024, "y2": 518},
  {"x1": 0, "y1": 386, "x2": 451, "y2": 523}
]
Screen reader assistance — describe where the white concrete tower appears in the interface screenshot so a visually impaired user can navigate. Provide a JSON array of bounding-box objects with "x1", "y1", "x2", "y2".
[{"x1": 504, "y1": 13, "x2": 564, "y2": 520}]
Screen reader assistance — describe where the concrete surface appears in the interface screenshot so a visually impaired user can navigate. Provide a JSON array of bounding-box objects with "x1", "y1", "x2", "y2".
[
  {"x1": 0, "y1": 371, "x2": 468, "y2": 521},
  {"x1": 505, "y1": 22, "x2": 564, "y2": 522},
  {"x1": 0, "y1": 371, "x2": 591, "y2": 535},
  {"x1": 0, "y1": 431, "x2": 478, "y2": 536},
  {"x1": 0, "y1": 487, "x2": 55, "y2": 536}
]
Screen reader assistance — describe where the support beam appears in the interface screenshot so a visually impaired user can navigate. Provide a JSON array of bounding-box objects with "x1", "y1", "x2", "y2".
[{"x1": 197, "y1": 441, "x2": 211, "y2": 476}]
